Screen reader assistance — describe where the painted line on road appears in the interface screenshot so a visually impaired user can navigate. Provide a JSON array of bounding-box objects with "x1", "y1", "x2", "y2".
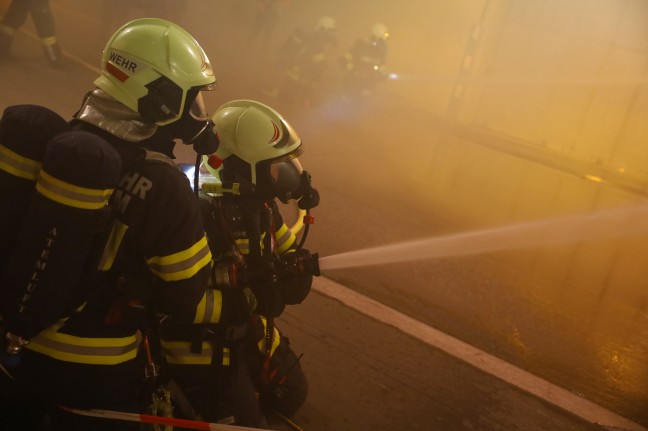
[
  {"x1": 313, "y1": 276, "x2": 647, "y2": 431},
  {"x1": 18, "y1": 28, "x2": 101, "y2": 74}
]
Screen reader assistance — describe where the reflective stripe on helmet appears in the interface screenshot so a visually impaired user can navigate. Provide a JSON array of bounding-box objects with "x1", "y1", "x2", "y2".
[
  {"x1": 0, "y1": 144, "x2": 42, "y2": 180},
  {"x1": 146, "y1": 235, "x2": 212, "y2": 282},
  {"x1": 36, "y1": 169, "x2": 114, "y2": 210}
]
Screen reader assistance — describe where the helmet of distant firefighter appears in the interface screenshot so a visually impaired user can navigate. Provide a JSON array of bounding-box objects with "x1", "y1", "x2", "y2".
[{"x1": 371, "y1": 22, "x2": 389, "y2": 40}]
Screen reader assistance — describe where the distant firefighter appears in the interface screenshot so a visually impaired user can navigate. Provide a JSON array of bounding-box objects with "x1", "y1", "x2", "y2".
[
  {"x1": 339, "y1": 22, "x2": 390, "y2": 99},
  {"x1": 264, "y1": 15, "x2": 338, "y2": 106},
  {"x1": 0, "y1": 0, "x2": 63, "y2": 66},
  {"x1": 251, "y1": 0, "x2": 292, "y2": 47}
]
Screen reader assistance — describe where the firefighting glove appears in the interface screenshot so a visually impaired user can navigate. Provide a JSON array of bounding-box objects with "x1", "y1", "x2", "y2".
[
  {"x1": 281, "y1": 277, "x2": 312, "y2": 305},
  {"x1": 221, "y1": 287, "x2": 257, "y2": 325},
  {"x1": 251, "y1": 283, "x2": 286, "y2": 318},
  {"x1": 277, "y1": 249, "x2": 319, "y2": 304},
  {"x1": 238, "y1": 286, "x2": 258, "y2": 315}
]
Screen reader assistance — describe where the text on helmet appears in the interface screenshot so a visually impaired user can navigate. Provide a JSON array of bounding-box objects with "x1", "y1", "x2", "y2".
[{"x1": 109, "y1": 50, "x2": 139, "y2": 74}]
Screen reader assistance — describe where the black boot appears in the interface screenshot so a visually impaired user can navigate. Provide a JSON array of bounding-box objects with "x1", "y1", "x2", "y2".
[{"x1": 43, "y1": 41, "x2": 64, "y2": 67}]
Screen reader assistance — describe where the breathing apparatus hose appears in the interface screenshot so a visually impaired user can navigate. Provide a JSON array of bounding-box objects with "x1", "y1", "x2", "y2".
[
  {"x1": 296, "y1": 209, "x2": 311, "y2": 250},
  {"x1": 289, "y1": 208, "x2": 307, "y2": 236},
  {"x1": 193, "y1": 153, "x2": 201, "y2": 197}
]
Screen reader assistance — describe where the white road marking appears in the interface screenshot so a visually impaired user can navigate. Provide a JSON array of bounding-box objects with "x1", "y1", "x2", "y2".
[{"x1": 313, "y1": 276, "x2": 648, "y2": 431}]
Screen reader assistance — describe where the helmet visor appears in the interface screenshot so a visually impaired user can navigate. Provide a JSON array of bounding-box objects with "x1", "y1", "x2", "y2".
[
  {"x1": 189, "y1": 92, "x2": 209, "y2": 121},
  {"x1": 266, "y1": 157, "x2": 303, "y2": 201}
]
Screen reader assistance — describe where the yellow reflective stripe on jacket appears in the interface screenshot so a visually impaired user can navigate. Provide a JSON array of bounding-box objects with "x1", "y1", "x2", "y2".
[
  {"x1": 161, "y1": 340, "x2": 213, "y2": 365},
  {"x1": 27, "y1": 325, "x2": 140, "y2": 365},
  {"x1": 41, "y1": 36, "x2": 57, "y2": 46},
  {"x1": 0, "y1": 144, "x2": 42, "y2": 180},
  {"x1": 161, "y1": 341, "x2": 230, "y2": 366},
  {"x1": 97, "y1": 220, "x2": 129, "y2": 271},
  {"x1": 222, "y1": 347, "x2": 230, "y2": 366},
  {"x1": 234, "y1": 238, "x2": 249, "y2": 255},
  {"x1": 260, "y1": 223, "x2": 296, "y2": 256},
  {"x1": 147, "y1": 235, "x2": 212, "y2": 282},
  {"x1": 275, "y1": 223, "x2": 296, "y2": 254},
  {"x1": 257, "y1": 316, "x2": 281, "y2": 356},
  {"x1": 193, "y1": 288, "x2": 222, "y2": 324},
  {"x1": 36, "y1": 170, "x2": 114, "y2": 210}
]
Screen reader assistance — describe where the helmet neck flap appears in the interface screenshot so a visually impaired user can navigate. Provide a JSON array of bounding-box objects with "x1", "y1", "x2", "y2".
[{"x1": 74, "y1": 88, "x2": 157, "y2": 143}]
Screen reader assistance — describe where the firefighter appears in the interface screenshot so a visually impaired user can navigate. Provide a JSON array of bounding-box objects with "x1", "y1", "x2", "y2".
[
  {"x1": 251, "y1": 0, "x2": 289, "y2": 46},
  {"x1": 339, "y1": 22, "x2": 390, "y2": 99},
  {"x1": 0, "y1": 0, "x2": 63, "y2": 66},
  {"x1": 0, "y1": 18, "x2": 254, "y2": 431},
  {"x1": 158, "y1": 99, "x2": 320, "y2": 426},
  {"x1": 264, "y1": 16, "x2": 338, "y2": 105}
]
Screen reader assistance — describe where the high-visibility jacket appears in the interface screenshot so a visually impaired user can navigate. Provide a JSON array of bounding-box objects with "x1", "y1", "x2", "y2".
[
  {"x1": 159, "y1": 195, "x2": 303, "y2": 366},
  {"x1": 25, "y1": 122, "x2": 227, "y2": 366}
]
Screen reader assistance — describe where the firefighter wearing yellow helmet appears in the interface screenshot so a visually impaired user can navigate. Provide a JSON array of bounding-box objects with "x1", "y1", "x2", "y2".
[
  {"x1": 159, "y1": 100, "x2": 319, "y2": 425},
  {"x1": 207, "y1": 99, "x2": 320, "y2": 208},
  {"x1": 0, "y1": 19, "x2": 257, "y2": 431},
  {"x1": 265, "y1": 16, "x2": 338, "y2": 106},
  {"x1": 340, "y1": 21, "x2": 390, "y2": 99},
  {"x1": 82, "y1": 17, "x2": 219, "y2": 153}
]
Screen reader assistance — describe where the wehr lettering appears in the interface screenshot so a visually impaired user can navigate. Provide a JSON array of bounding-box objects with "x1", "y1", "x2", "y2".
[{"x1": 109, "y1": 51, "x2": 138, "y2": 73}]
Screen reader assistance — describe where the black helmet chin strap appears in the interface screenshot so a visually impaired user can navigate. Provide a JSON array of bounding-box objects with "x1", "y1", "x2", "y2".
[{"x1": 188, "y1": 119, "x2": 219, "y2": 155}]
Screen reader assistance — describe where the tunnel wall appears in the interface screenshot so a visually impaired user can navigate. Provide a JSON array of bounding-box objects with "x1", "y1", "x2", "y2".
[{"x1": 444, "y1": 0, "x2": 648, "y2": 188}]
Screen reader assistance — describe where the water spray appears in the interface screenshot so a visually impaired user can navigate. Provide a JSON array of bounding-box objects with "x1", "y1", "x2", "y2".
[{"x1": 319, "y1": 204, "x2": 648, "y2": 271}]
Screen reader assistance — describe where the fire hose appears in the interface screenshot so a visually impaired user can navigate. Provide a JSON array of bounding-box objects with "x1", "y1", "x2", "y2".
[{"x1": 57, "y1": 404, "x2": 267, "y2": 431}]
